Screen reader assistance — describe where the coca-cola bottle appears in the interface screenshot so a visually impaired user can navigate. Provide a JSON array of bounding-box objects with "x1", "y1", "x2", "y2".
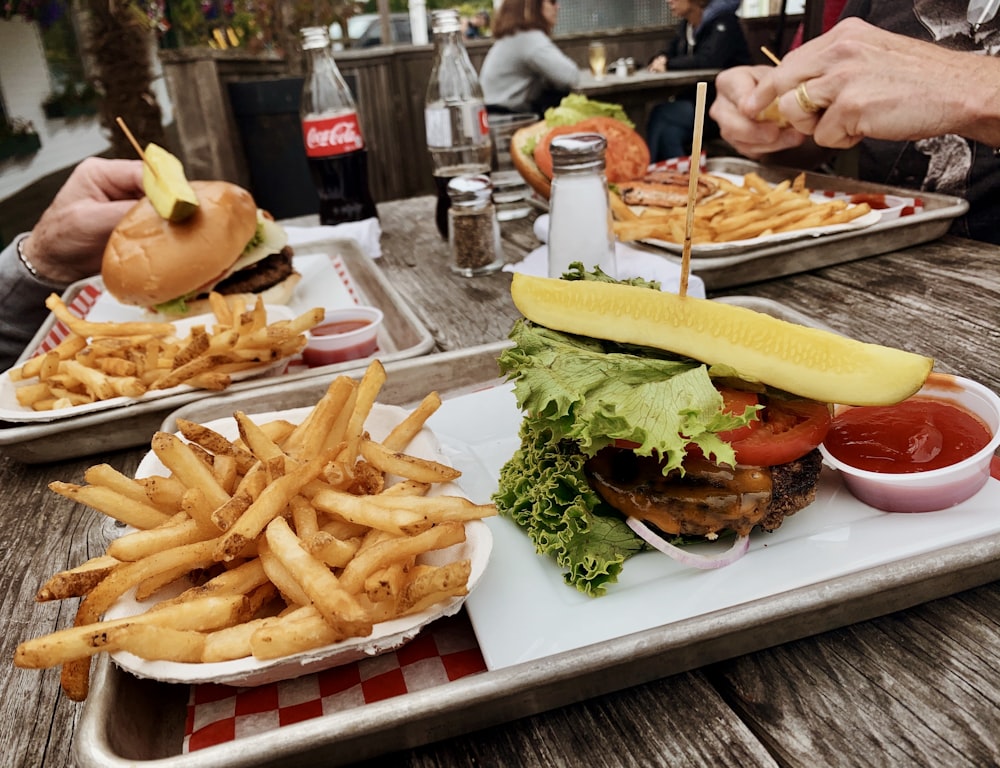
[
  {"x1": 300, "y1": 26, "x2": 377, "y2": 225},
  {"x1": 424, "y1": 9, "x2": 491, "y2": 239}
]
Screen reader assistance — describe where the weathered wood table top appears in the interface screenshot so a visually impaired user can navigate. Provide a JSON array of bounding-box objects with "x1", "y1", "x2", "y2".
[{"x1": 4, "y1": 195, "x2": 999, "y2": 767}]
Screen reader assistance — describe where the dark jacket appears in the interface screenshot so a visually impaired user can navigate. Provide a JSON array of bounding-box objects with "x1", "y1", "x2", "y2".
[{"x1": 658, "y1": 0, "x2": 751, "y2": 71}]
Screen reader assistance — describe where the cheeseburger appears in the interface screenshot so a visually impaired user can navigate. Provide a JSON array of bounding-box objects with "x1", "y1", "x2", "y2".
[
  {"x1": 510, "y1": 94, "x2": 719, "y2": 209},
  {"x1": 102, "y1": 180, "x2": 298, "y2": 317},
  {"x1": 493, "y1": 268, "x2": 933, "y2": 595}
]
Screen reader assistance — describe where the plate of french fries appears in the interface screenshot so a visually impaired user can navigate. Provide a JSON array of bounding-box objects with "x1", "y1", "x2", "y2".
[
  {"x1": 14, "y1": 361, "x2": 495, "y2": 692},
  {"x1": 0, "y1": 293, "x2": 324, "y2": 422},
  {"x1": 611, "y1": 171, "x2": 880, "y2": 255}
]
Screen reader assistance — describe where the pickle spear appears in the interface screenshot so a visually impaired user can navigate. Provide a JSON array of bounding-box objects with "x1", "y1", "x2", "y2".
[
  {"x1": 510, "y1": 273, "x2": 933, "y2": 406},
  {"x1": 142, "y1": 143, "x2": 199, "y2": 223}
]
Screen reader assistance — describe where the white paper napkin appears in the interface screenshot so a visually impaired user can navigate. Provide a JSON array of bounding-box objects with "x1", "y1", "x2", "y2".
[
  {"x1": 282, "y1": 217, "x2": 382, "y2": 259},
  {"x1": 503, "y1": 214, "x2": 706, "y2": 298}
]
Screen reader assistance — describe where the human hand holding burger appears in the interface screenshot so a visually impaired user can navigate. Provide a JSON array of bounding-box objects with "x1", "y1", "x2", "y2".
[{"x1": 20, "y1": 158, "x2": 144, "y2": 287}]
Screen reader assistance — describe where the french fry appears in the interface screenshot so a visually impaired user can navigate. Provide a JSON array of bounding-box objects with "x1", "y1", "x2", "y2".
[
  {"x1": 151, "y1": 431, "x2": 232, "y2": 510},
  {"x1": 265, "y1": 517, "x2": 371, "y2": 635},
  {"x1": 360, "y1": 438, "x2": 461, "y2": 484},
  {"x1": 48, "y1": 481, "x2": 174, "y2": 530},
  {"x1": 215, "y1": 448, "x2": 335, "y2": 562},
  {"x1": 35, "y1": 555, "x2": 120, "y2": 602},
  {"x1": 381, "y1": 391, "x2": 442, "y2": 451},
  {"x1": 338, "y1": 522, "x2": 466, "y2": 595},
  {"x1": 15, "y1": 594, "x2": 244, "y2": 669}
]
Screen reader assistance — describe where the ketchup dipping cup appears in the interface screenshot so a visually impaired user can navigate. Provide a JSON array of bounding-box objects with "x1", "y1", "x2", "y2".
[
  {"x1": 302, "y1": 306, "x2": 383, "y2": 368},
  {"x1": 819, "y1": 373, "x2": 1000, "y2": 513}
]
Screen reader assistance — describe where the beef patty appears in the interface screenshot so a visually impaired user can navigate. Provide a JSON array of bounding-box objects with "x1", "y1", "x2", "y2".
[
  {"x1": 585, "y1": 447, "x2": 823, "y2": 538},
  {"x1": 212, "y1": 246, "x2": 296, "y2": 297}
]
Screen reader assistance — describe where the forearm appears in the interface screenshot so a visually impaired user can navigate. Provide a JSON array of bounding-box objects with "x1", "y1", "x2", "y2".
[{"x1": 0, "y1": 235, "x2": 64, "y2": 372}]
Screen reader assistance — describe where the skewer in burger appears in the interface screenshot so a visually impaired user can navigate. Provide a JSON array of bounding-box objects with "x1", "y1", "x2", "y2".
[
  {"x1": 493, "y1": 267, "x2": 934, "y2": 595},
  {"x1": 102, "y1": 181, "x2": 298, "y2": 317}
]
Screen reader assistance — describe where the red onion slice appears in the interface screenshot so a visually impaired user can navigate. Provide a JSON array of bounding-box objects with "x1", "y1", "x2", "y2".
[{"x1": 627, "y1": 518, "x2": 750, "y2": 569}]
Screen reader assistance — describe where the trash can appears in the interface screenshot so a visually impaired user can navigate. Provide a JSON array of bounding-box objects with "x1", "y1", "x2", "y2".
[{"x1": 227, "y1": 77, "x2": 319, "y2": 220}]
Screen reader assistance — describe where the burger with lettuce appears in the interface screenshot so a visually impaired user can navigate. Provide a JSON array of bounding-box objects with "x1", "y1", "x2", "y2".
[{"x1": 492, "y1": 267, "x2": 933, "y2": 596}]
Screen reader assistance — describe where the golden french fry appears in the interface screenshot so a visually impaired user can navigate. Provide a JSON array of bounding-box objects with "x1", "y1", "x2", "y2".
[
  {"x1": 151, "y1": 431, "x2": 232, "y2": 510},
  {"x1": 303, "y1": 530, "x2": 361, "y2": 569},
  {"x1": 35, "y1": 555, "x2": 120, "y2": 602},
  {"x1": 338, "y1": 522, "x2": 466, "y2": 595},
  {"x1": 285, "y1": 377, "x2": 356, "y2": 459},
  {"x1": 202, "y1": 618, "x2": 268, "y2": 662},
  {"x1": 360, "y1": 438, "x2": 461, "y2": 484},
  {"x1": 48, "y1": 481, "x2": 174, "y2": 530},
  {"x1": 215, "y1": 448, "x2": 335, "y2": 562},
  {"x1": 235, "y1": 410, "x2": 287, "y2": 465},
  {"x1": 249, "y1": 606, "x2": 346, "y2": 659},
  {"x1": 265, "y1": 516, "x2": 371, "y2": 634},
  {"x1": 15, "y1": 594, "x2": 244, "y2": 669},
  {"x1": 44, "y1": 294, "x2": 174, "y2": 339},
  {"x1": 382, "y1": 392, "x2": 442, "y2": 452},
  {"x1": 257, "y1": 537, "x2": 311, "y2": 607},
  {"x1": 107, "y1": 518, "x2": 206, "y2": 562},
  {"x1": 177, "y1": 418, "x2": 256, "y2": 475}
]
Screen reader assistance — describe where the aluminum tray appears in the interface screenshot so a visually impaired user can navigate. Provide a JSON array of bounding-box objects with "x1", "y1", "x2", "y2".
[
  {"x1": 75, "y1": 303, "x2": 1000, "y2": 767},
  {"x1": 0, "y1": 239, "x2": 434, "y2": 464},
  {"x1": 643, "y1": 157, "x2": 970, "y2": 289}
]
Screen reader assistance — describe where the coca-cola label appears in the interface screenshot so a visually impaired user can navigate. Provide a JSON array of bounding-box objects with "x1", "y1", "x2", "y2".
[{"x1": 302, "y1": 112, "x2": 365, "y2": 158}]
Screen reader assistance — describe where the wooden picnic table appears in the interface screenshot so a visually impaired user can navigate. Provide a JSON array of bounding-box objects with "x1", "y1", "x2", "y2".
[{"x1": 4, "y1": 194, "x2": 999, "y2": 767}]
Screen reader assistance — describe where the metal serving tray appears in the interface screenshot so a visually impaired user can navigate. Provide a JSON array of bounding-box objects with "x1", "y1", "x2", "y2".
[
  {"x1": 646, "y1": 157, "x2": 970, "y2": 290},
  {"x1": 0, "y1": 239, "x2": 434, "y2": 464},
  {"x1": 75, "y1": 305, "x2": 1000, "y2": 767}
]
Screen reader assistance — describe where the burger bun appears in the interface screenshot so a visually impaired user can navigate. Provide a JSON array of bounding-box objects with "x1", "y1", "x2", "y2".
[
  {"x1": 510, "y1": 121, "x2": 555, "y2": 200},
  {"x1": 102, "y1": 180, "x2": 259, "y2": 308}
]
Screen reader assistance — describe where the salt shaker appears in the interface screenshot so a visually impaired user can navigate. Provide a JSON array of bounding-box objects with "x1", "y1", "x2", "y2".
[
  {"x1": 447, "y1": 175, "x2": 504, "y2": 277},
  {"x1": 547, "y1": 133, "x2": 616, "y2": 278}
]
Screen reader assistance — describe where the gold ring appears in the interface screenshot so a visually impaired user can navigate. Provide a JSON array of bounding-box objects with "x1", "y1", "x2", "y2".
[{"x1": 795, "y1": 81, "x2": 822, "y2": 114}]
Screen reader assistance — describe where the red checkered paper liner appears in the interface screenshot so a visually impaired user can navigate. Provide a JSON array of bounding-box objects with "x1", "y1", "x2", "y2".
[
  {"x1": 647, "y1": 151, "x2": 708, "y2": 174},
  {"x1": 183, "y1": 610, "x2": 486, "y2": 752}
]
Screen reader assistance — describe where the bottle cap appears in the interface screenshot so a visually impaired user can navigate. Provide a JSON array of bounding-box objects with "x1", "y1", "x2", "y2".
[
  {"x1": 447, "y1": 174, "x2": 493, "y2": 205},
  {"x1": 549, "y1": 133, "x2": 608, "y2": 173},
  {"x1": 300, "y1": 26, "x2": 330, "y2": 50},
  {"x1": 431, "y1": 9, "x2": 462, "y2": 34}
]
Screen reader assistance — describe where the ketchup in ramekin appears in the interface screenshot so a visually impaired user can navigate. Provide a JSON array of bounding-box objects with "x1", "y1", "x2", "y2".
[{"x1": 819, "y1": 373, "x2": 1000, "y2": 513}]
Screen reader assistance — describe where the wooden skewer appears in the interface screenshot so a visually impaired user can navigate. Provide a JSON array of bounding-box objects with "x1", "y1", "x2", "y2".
[
  {"x1": 679, "y1": 81, "x2": 708, "y2": 299},
  {"x1": 115, "y1": 116, "x2": 158, "y2": 179},
  {"x1": 760, "y1": 46, "x2": 782, "y2": 66}
]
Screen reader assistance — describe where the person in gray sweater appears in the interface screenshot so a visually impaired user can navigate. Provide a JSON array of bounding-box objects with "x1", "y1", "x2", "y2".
[
  {"x1": 0, "y1": 157, "x2": 143, "y2": 372},
  {"x1": 480, "y1": 0, "x2": 579, "y2": 115}
]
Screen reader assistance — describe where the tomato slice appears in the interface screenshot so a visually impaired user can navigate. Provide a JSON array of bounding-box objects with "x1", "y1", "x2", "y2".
[
  {"x1": 714, "y1": 388, "x2": 761, "y2": 444},
  {"x1": 729, "y1": 398, "x2": 831, "y2": 466}
]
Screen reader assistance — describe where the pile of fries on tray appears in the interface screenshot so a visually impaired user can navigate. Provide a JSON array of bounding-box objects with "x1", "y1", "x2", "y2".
[
  {"x1": 611, "y1": 171, "x2": 873, "y2": 245},
  {"x1": 14, "y1": 360, "x2": 495, "y2": 700},
  {"x1": 8, "y1": 293, "x2": 324, "y2": 412}
]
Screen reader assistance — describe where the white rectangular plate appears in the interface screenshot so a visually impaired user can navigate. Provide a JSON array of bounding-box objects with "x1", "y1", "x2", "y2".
[{"x1": 427, "y1": 383, "x2": 1000, "y2": 671}]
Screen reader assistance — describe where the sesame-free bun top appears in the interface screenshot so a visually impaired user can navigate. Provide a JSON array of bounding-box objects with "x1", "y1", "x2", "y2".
[{"x1": 102, "y1": 180, "x2": 259, "y2": 308}]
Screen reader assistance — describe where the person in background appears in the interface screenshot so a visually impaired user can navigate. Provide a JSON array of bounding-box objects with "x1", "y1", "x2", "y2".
[
  {"x1": 645, "y1": 0, "x2": 751, "y2": 162},
  {"x1": 0, "y1": 157, "x2": 144, "y2": 371},
  {"x1": 479, "y1": 0, "x2": 579, "y2": 115},
  {"x1": 465, "y1": 10, "x2": 490, "y2": 39},
  {"x1": 709, "y1": 4, "x2": 1000, "y2": 245}
]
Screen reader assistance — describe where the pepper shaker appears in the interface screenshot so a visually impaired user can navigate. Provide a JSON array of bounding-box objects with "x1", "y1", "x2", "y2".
[
  {"x1": 547, "y1": 133, "x2": 616, "y2": 278},
  {"x1": 447, "y1": 175, "x2": 504, "y2": 277}
]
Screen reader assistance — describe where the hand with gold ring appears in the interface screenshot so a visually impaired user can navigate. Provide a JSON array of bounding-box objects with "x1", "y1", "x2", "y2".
[{"x1": 794, "y1": 82, "x2": 823, "y2": 114}]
